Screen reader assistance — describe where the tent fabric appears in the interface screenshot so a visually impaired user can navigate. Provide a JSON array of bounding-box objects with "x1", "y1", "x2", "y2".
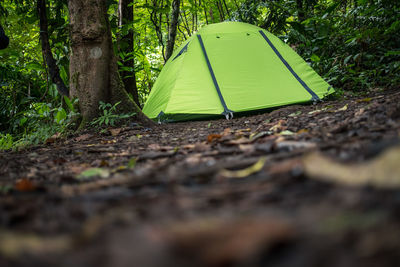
[{"x1": 143, "y1": 22, "x2": 333, "y2": 121}]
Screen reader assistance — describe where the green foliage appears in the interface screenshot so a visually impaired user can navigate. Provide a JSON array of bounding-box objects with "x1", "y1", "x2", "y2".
[
  {"x1": 284, "y1": 0, "x2": 400, "y2": 90},
  {"x1": 0, "y1": 133, "x2": 13, "y2": 150},
  {"x1": 91, "y1": 101, "x2": 136, "y2": 128}
]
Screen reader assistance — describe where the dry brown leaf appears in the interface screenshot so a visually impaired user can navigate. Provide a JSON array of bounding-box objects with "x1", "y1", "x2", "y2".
[
  {"x1": 45, "y1": 132, "x2": 61, "y2": 144},
  {"x1": 75, "y1": 133, "x2": 92, "y2": 142},
  {"x1": 207, "y1": 134, "x2": 222, "y2": 143},
  {"x1": 109, "y1": 128, "x2": 122, "y2": 136},
  {"x1": 15, "y1": 178, "x2": 36, "y2": 192},
  {"x1": 148, "y1": 143, "x2": 162, "y2": 150},
  {"x1": 222, "y1": 128, "x2": 232, "y2": 136},
  {"x1": 297, "y1": 129, "x2": 309, "y2": 134},
  {"x1": 238, "y1": 144, "x2": 256, "y2": 153},
  {"x1": 303, "y1": 146, "x2": 400, "y2": 188},
  {"x1": 183, "y1": 144, "x2": 196, "y2": 150},
  {"x1": 235, "y1": 128, "x2": 252, "y2": 135},
  {"x1": 355, "y1": 108, "x2": 365, "y2": 117}
]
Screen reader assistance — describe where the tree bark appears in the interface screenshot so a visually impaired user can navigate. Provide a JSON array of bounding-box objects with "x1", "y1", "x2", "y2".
[
  {"x1": 0, "y1": 24, "x2": 9, "y2": 50},
  {"x1": 37, "y1": 0, "x2": 69, "y2": 97},
  {"x1": 118, "y1": 0, "x2": 140, "y2": 106},
  {"x1": 68, "y1": 0, "x2": 153, "y2": 127},
  {"x1": 165, "y1": 0, "x2": 180, "y2": 61},
  {"x1": 296, "y1": 0, "x2": 305, "y2": 22}
]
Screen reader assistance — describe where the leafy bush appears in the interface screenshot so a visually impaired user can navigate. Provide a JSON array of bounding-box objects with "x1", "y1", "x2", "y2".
[{"x1": 91, "y1": 101, "x2": 136, "y2": 127}]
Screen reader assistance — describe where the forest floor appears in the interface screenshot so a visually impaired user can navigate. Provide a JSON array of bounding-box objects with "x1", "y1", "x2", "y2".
[{"x1": 1, "y1": 88, "x2": 400, "y2": 267}]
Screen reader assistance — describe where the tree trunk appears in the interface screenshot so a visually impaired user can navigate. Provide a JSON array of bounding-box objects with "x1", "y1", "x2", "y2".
[
  {"x1": 165, "y1": 0, "x2": 180, "y2": 61},
  {"x1": 118, "y1": 0, "x2": 140, "y2": 106},
  {"x1": 0, "y1": 24, "x2": 9, "y2": 50},
  {"x1": 296, "y1": 0, "x2": 305, "y2": 22},
  {"x1": 68, "y1": 0, "x2": 153, "y2": 127},
  {"x1": 37, "y1": 0, "x2": 69, "y2": 97}
]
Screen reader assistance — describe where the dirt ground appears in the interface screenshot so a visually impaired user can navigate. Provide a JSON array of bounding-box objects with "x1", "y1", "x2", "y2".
[{"x1": 1, "y1": 88, "x2": 400, "y2": 267}]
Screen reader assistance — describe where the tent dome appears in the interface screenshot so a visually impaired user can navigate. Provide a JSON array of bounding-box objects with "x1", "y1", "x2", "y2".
[{"x1": 143, "y1": 22, "x2": 333, "y2": 121}]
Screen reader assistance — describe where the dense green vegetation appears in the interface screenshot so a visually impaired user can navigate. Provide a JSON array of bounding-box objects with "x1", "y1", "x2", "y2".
[{"x1": 0, "y1": 0, "x2": 399, "y2": 149}]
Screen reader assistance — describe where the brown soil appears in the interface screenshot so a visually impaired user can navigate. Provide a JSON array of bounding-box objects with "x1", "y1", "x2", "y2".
[{"x1": 1, "y1": 88, "x2": 400, "y2": 267}]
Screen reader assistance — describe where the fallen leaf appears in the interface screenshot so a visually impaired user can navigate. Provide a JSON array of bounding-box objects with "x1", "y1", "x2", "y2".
[
  {"x1": 279, "y1": 130, "x2": 295, "y2": 136},
  {"x1": 269, "y1": 120, "x2": 287, "y2": 133},
  {"x1": 238, "y1": 144, "x2": 256, "y2": 153},
  {"x1": 303, "y1": 146, "x2": 400, "y2": 188},
  {"x1": 15, "y1": 178, "x2": 36, "y2": 192},
  {"x1": 52, "y1": 157, "x2": 67, "y2": 165},
  {"x1": 236, "y1": 128, "x2": 252, "y2": 135},
  {"x1": 222, "y1": 128, "x2": 232, "y2": 136},
  {"x1": 77, "y1": 168, "x2": 110, "y2": 180},
  {"x1": 0, "y1": 231, "x2": 72, "y2": 258},
  {"x1": 249, "y1": 131, "x2": 271, "y2": 141},
  {"x1": 308, "y1": 106, "x2": 332, "y2": 115},
  {"x1": 297, "y1": 129, "x2": 309, "y2": 134},
  {"x1": 45, "y1": 132, "x2": 61, "y2": 144},
  {"x1": 356, "y1": 97, "x2": 372, "y2": 103},
  {"x1": 45, "y1": 138, "x2": 56, "y2": 144},
  {"x1": 183, "y1": 144, "x2": 196, "y2": 150},
  {"x1": 148, "y1": 143, "x2": 162, "y2": 150},
  {"x1": 75, "y1": 133, "x2": 92, "y2": 142},
  {"x1": 100, "y1": 139, "x2": 117, "y2": 144},
  {"x1": 337, "y1": 104, "x2": 348, "y2": 112},
  {"x1": 355, "y1": 108, "x2": 365, "y2": 117},
  {"x1": 308, "y1": 109, "x2": 322, "y2": 115},
  {"x1": 109, "y1": 128, "x2": 122, "y2": 136},
  {"x1": 289, "y1": 111, "x2": 302, "y2": 117},
  {"x1": 127, "y1": 158, "x2": 137, "y2": 168},
  {"x1": 219, "y1": 157, "x2": 266, "y2": 178},
  {"x1": 275, "y1": 141, "x2": 317, "y2": 151},
  {"x1": 207, "y1": 134, "x2": 222, "y2": 143}
]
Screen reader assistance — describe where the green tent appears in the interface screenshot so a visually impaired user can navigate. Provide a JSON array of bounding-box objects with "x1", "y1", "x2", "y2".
[{"x1": 143, "y1": 22, "x2": 333, "y2": 122}]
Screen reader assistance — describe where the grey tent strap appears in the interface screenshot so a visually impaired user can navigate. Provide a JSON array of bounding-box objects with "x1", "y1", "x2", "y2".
[
  {"x1": 259, "y1": 30, "x2": 320, "y2": 101},
  {"x1": 197, "y1": 34, "x2": 234, "y2": 119}
]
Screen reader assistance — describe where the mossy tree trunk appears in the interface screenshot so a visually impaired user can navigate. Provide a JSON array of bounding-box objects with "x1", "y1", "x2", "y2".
[
  {"x1": 68, "y1": 0, "x2": 153, "y2": 127},
  {"x1": 118, "y1": 0, "x2": 140, "y2": 106}
]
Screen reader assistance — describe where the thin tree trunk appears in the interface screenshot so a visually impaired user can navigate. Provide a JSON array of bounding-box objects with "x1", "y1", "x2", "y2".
[
  {"x1": 217, "y1": 1, "x2": 225, "y2": 21},
  {"x1": 148, "y1": 0, "x2": 166, "y2": 61},
  {"x1": 165, "y1": 0, "x2": 180, "y2": 61},
  {"x1": 222, "y1": 0, "x2": 230, "y2": 19},
  {"x1": 180, "y1": 6, "x2": 192, "y2": 37},
  {"x1": 37, "y1": 0, "x2": 69, "y2": 97},
  {"x1": 68, "y1": 0, "x2": 153, "y2": 127},
  {"x1": 118, "y1": 0, "x2": 140, "y2": 106},
  {"x1": 296, "y1": 0, "x2": 305, "y2": 22}
]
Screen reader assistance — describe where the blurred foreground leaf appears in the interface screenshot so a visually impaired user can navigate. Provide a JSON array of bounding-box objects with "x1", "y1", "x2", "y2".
[
  {"x1": 303, "y1": 146, "x2": 400, "y2": 188},
  {"x1": 77, "y1": 168, "x2": 110, "y2": 180}
]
